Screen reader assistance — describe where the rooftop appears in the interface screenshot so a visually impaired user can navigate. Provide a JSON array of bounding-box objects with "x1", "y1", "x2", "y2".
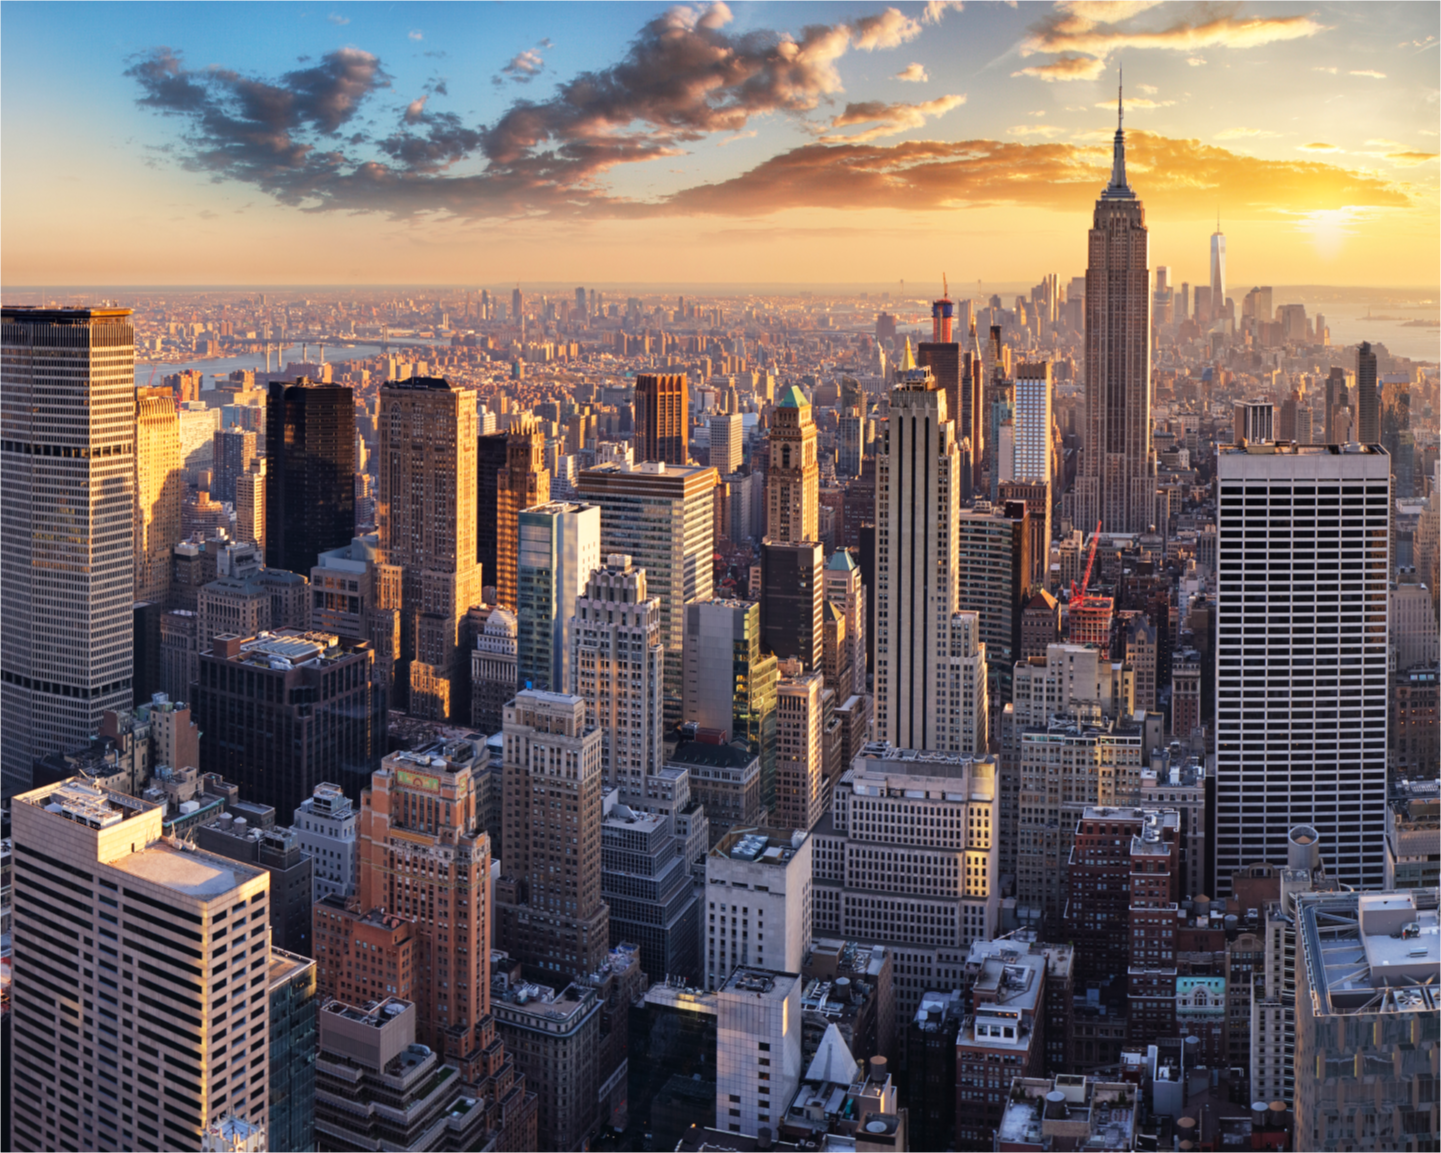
[
  {"x1": 995, "y1": 1075, "x2": 1136, "y2": 1151},
  {"x1": 712, "y1": 826, "x2": 806, "y2": 865},
  {"x1": 1300, "y1": 889, "x2": 1441, "y2": 1017},
  {"x1": 112, "y1": 840, "x2": 263, "y2": 897},
  {"x1": 668, "y1": 740, "x2": 758, "y2": 771},
  {"x1": 22, "y1": 779, "x2": 155, "y2": 828},
  {"x1": 720, "y1": 966, "x2": 797, "y2": 1000}
]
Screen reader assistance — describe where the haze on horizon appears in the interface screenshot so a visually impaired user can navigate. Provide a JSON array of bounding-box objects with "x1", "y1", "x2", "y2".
[{"x1": 2, "y1": 0, "x2": 1438, "y2": 290}]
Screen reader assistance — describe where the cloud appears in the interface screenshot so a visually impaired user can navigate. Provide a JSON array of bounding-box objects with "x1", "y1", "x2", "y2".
[
  {"x1": 1314, "y1": 65, "x2": 1338, "y2": 74},
  {"x1": 1186, "y1": 56, "x2": 1204, "y2": 66},
  {"x1": 718, "y1": 129, "x2": 758, "y2": 146},
  {"x1": 1137, "y1": 83, "x2": 1157, "y2": 95},
  {"x1": 1349, "y1": 69, "x2": 1386, "y2": 79},
  {"x1": 1012, "y1": 54, "x2": 1107, "y2": 82},
  {"x1": 662, "y1": 129, "x2": 1412, "y2": 218},
  {"x1": 1214, "y1": 127, "x2": 1279, "y2": 140},
  {"x1": 1008, "y1": 124, "x2": 1064, "y2": 137},
  {"x1": 408, "y1": 31, "x2": 423, "y2": 42},
  {"x1": 327, "y1": 13, "x2": 349, "y2": 26},
  {"x1": 895, "y1": 62, "x2": 929, "y2": 82},
  {"x1": 1096, "y1": 97, "x2": 1173, "y2": 109},
  {"x1": 128, "y1": 4, "x2": 949, "y2": 218},
  {"x1": 820, "y1": 95, "x2": 966, "y2": 142},
  {"x1": 501, "y1": 48, "x2": 545, "y2": 83},
  {"x1": 923, "y1": 0, "x2": 965, "y2": 23},
  {"x1": 1384, "y1": 151, "x2": 1438, "y2": 167},
  {"x1": 1298, "y1": 142, "x2": 1342, "y2": 152},
  {"x1": 1022, "y1": 5, "x2": 1328, "y2": 58}
]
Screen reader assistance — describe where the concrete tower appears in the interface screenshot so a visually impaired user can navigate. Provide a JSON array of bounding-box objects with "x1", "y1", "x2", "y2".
[
  {"x1": 135, "y1": 385, "x2": 184, "y2": 604},
  {"x1": 766, "y1": 385, "x2": 819, "y2": 543}
]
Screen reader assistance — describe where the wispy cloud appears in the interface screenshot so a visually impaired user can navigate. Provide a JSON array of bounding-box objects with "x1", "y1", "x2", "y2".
[
  {"x1": 1383, "y1": 150, "x2": 1438, "y2": 167},
  {"x1": 1314, "y1": 65, "x2": 1338, "y2": 74},
  {"x1": 1008, "y1": 124, "x2": 1064, "y2": 138},
  {"x1": 1096, "y1": 97, "x2": 1173, "y2": 109},
  {"x1": 1349, "y1": 69, "x2": 1386, "y2": 79},
  {"x1": 895, "y1": 62, "x2": 929, "y2": 83},
  {"x1": 820, "y1": 94, "x2": 966, "y2": 143},
  {"x1": 1214, "y1": 127, "x2": 1279, "y2": 141},
  {"x1": 408, "y1": 30, "x2": 423, "y2": 42},
  {"x1": 1186, "y1": 56, "x2": 1204, "y2": 66},
  {"x1": 923, "y1": 0, "x2": 965, "y2": 25},
  {"x1": 1012, "y1": 54, "x2": 1107, "y2": 82},
  {"x1": 1022, "y1": 5, "x2": 1328, "y2": 58},
  {"x1": 327, "y1": 13, "x2": 349, "y2": 26},
  {"x1": 1298, "y1": 142, "x2": 1342, "y2": 153},
  {"x1": 499, "y1": 47, "x2": 545, "y2": 83}
]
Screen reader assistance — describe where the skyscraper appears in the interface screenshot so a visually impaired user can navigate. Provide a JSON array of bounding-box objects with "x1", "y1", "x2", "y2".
[
  {"x1": 134, "y1": 384, "x2": 184, "y2": 604},
  {"x1": 1210, "y1": 218, "x2": 1226, "y2": 318},
  {"x1": 760, "y1": 540, "x2": 824, "y2": 671},
  {"x1": 709, "y1": 411, "x2": 745, "y2": 478},
  {"x1": 498, "y1": 690, "x2": 610, "y2": 977},
  {"x1": 378, "y1": 377, "x2": 484, "y2": 719},
  {"x1": 1213, "y1": 443, "x2": 1391, "y2": 894},
  {"x1": 956, "y1": 501, "x2": 1030, "y2": 709},
  {"x1": 874, "y1": 365, "x2": 961, "y2": 750},
  {"x1": 211, "y1": 426, "x2": 256, "y2": 503},
  {"x1": 774, "y1": 667, "x2": 825, "y2": 833},
  {"x1": 1324, "y1": 367, "x2": 1349, "y2": 444},
  {"x1": 765, "y1": 386, "x2": 819, "y2": 542},
  {"x1": 572, "y1": 554, "x2": 664, "y2": 797},
  {"x1": 2, "y1": 307, "x2": 136, "y2": 795},
  {"x1": 1075, "y1": 88, "x2": 1154, "y2": 535},
  {"x1": 635, "y1": 372, "x2": 690, "y2": 465},
  {"x1": 1356, "y1": 341, "x2": 1379, "y2": 444},
  {"x1": 515, "y1": 501, "x2": 600, "y2": 693},
  {"x1": 494, "y1": 417, "x2": 551, "y2": 610},
  {"x1": 10, "y1": 780, "x2": 272, "y2": 1151},
  {"x1": 265, "y1": 377, "x2": 356, "y2": 578},
  {"x1": 576, "y1": 461, "x2": 719, "y2": 721},
  {"x1": 476, "y1": 429, "x2": 510, "y2": 593}
]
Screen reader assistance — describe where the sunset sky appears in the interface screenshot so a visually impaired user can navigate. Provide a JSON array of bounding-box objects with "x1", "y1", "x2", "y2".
[{"x1": 3, "y1": 1, "x2": 1437, "y2": 289}]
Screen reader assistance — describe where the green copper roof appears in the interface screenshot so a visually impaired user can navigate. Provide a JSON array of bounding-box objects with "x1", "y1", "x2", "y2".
[
  {"x1": 826, "y1": 549, "x2": 859, "y2": 572},
  {"x1": 777, "y1": 384, "x2": 810, "y2": 408}
]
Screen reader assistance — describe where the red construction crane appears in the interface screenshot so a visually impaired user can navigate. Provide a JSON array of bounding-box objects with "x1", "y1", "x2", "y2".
[{"x1": 1071, "y1": 520, "x2": 1102, "y2": 602}]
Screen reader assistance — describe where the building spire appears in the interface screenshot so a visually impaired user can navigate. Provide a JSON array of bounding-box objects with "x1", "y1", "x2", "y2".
[{"x1": 1105, "y1": 63, "x2": 1131, "y2": 196}]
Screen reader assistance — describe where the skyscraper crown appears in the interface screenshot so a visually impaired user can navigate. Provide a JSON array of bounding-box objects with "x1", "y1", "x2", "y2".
[{"x1": 1102, "y1": 69, "x2": 1134, "y2": 200}]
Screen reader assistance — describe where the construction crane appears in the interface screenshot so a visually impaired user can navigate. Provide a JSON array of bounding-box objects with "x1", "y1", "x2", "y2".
[{"x1": 1071, "y1": 520, "x2": 1103, "y2": 602}]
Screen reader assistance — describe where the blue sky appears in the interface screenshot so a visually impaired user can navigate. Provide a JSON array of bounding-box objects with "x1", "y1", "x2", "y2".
[{"x1": 3, "y1": 1, "x2": 1437, "y2": 285}]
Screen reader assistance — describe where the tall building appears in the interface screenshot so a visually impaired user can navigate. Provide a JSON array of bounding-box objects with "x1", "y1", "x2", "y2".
[
  {"x1": 1209, "y1": 219, "x2": 1226, "y2": 317},
  {"x1": 602, "y1": 799, "x2": 700, "y2": 984},
  {"x1": 824, "y1": 550, "x2": 866, "y2": 696},
  {"x1": 497, "y1": 690, "x2": 610, "y2": 978},
  {"x1": 1293, "y1": 888, "x2": 1440, "y2": 1152},
  {"x1": 293, "y1": 781, "x2": 358, "y2": 904},
  {"x1": 936, "y1": 612, "x2": 989, "y2": 757},
  {"x1": 715, "y1": 968, "x2": 804, "y2": 1139},
  {"x1": 10, "y1": 780, "x2": 271, "y2": 1151},
  {"x1": 760, "y1": 540, "x2": 824, "y2": 671},
  {"x1": 211, "y1": 427, "x2": 256, "y2": 503},
  {"x1": 1324, "y1": 366, "x2": 1348, "y2": 444},
  {"x1": 378, "y1": 377, "x2": 485, "y2": 720},
  {"x1": 515, "y1": 501, "x2": 600, "y2": 693},
  {"x1": 874, "y1": 365, "x2": 961, "y2": 749},
  {"x1": 765, "y1": 386, "x2": 819, "y2": 544},
  {"x1": 1214, "y1": 443, "x2": 1390, "y2": 894},
  {"x1": 195, "y1": 629, "x2": 382, "y2": 816},
  {"x1": 1356, "y1": 340, "x2": 1379, "y2": 444},
  {"x1": 682, "y1": 599, "x2": 779, "y2": 809},
  {"x1": 1075, "y1": 91, "x2": 1154, "y2": 535},
  {"x1": 1011, "y1": 361, "x2": 1054, "y2": 579},
  {"x1": 635, "y1": 372, "x2": 690, "y2": 464},
  {"x1": 576, "y1": 461, "x2": 719, "y2": 720},
  {"x1": 234, "y1": 457, "x2": 266, "y2": 550},
  {"x1": 917, "y1": 342, "x2": 962, "y2": 462},
  {"x1": 709, "y1": 412, "x2": 745, "y2": 478},
  {"x1": 704, "y1": 827, "x2": 813, "y2": 989},
  {"x1": 470, "y1": 605, "x2": 518, "y2": 734},
  {"x1": 494, "y1": 418, "x2": 551, "y2": 610},
  {"x1": 572, "y1": 553, "x2": 664, "y2": 798},
  {"x1": 135, "y1": 385, "x2": 184, "y2": 604},
  {"x1": 956, "y1": 501, "x2": 1031, "y2": 708},
  {"x1": 475, "y1": 430, "x2": 510, "y2": 593},
  {"x1": 774, "y1": 668, "x2": 826, "y2": 834},
  {"x1": 810, "y1": 745, "x2": 1000, "y2": 1050},
  {"x1": 2, "y1": 307, "x2": 136, "y2": 795},
  {"x1": 265, "y1": 377, "x2": 356, "y2": 579}
]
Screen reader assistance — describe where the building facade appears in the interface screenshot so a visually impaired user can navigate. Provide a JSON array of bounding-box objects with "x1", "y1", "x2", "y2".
[
  {"x1": 265, "y1": 378, "x2": 356, "y2": 580},
  {"x1": 2, "y1": 307, "x2": 137, "y2": 794},
  {"x1": 515, "y1": 501, "x2": 600, "y2": 694}
]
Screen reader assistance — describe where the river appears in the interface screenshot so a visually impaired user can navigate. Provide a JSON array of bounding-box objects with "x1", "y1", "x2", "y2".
[{"x1": 133, "y1": 336, "x2": 453, "y2": 387}]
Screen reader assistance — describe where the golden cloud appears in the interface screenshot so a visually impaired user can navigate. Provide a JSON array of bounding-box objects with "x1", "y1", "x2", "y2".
[
  {"x1": 820, "y1": 95, "x2": 966, "y2": 143},
  {"x1": 1023, "y1": 10, "x2": 1329, "y2": 57},
  {"x1": 657, "y1": 130, "x2": 1412, "y2": 218},
  {"x1": 1012, "y1": 54, "x2": 1107, "y2": 82},
  {"x1": 895, "y1": 62, "x2": 929, "y2": 83}
]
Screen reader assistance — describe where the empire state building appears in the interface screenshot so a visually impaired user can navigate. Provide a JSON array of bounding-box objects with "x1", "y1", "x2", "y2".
[{"x1": 1076, "y1": 85, "x2": 1155, "y2": 535}]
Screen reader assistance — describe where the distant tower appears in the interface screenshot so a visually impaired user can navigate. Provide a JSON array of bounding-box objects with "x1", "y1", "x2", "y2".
[
  {"x1": 1210, "y1": 213, "x2": 1227, "y2": 318},
  {"x1": 1075, "y1": 77, "x2": 1154, "y2": 535},
  {"x1": 634, "y1": 373, "x2": 690, "y2": 464},
  {"x1": 1356, "y1": 341, "x2": 1379, "y2": 444},
  {"x1": 765, "y1": 385, "x2": 819, "y2": 543}
]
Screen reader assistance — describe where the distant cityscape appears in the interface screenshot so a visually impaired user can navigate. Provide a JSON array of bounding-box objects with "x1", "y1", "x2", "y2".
[{"x1": 1, "y1": 86, "x2": 1438, "y2": 1153}]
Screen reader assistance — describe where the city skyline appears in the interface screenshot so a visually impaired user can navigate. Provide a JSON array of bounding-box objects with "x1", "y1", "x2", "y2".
[{"x1": 2, "y1": 1, "x2": 1438, "y2": 287}]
